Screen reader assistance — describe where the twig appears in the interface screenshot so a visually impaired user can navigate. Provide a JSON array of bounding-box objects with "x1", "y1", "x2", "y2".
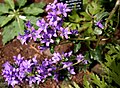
[
  {"x1": 115, "y1": 6, "x2": 120, "y2": 29},
  {"x1": 105, "y1": 0, "x2": 120, "y2": 29}
]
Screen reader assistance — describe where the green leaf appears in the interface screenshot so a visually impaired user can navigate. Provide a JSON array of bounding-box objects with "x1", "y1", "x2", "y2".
[
  {"x1": 30, "y1": 2, "x2": 46, "y2": 8},
  {"x1": 83, "y1": 75, "x2": 93, "y2": 88},
  {"x1": 0, "y1": 16, "x2": 6, "y2": 27},
  {"x1": 95, "y1": 12, "x2": 109, "y2": 21},
  {"x1": 23, "y1": 7, "x2": 44, "y2": 15},
  {"x1": 50, "y1": 46, "x2": 54, "y2": 54},
  {"x1": 17, "y1": 0, "x2": 27, "y2": 8},
  {"x1": 4, "y1": 0, "x2": 15, "y2": 10},
  {"x1": 69, "y1": 10, "x2": 81, "y2": 22},
  {"x1": 71, "y1": 81, "x2": 80, "y2": 88},
  {"x1": 74, "y1": 42, "x2": 81, "y2": 53},
  {"x1": 90, "y1": 73, "x2": 107, "y2": 88},
  {"x1": 2, "y1": 21, "x2": 18, "y2": 45},
  {"x1": 0, "y1": 3, "x2": 10, "y2": 14},
  {"x1": 90, "y1": 47, "x2": 102, "y2": 61},
  {"x1": 26, "y1": 16, "x2": 39, "y2": 25},
  {"x1": 80, "y1": 12, "x2": 91, "y2": 21},
  {"x1": 1, "y1": 15, "x2": 14, "y2": 27},
  {"x1": 94, "y1": 27, "x2": 102, "y2": 35},
  {"x1": 16, "y1": 17, "x2": 24, "y2": 34},
  {"x1": 86, "y1": 2, "x2": 103, "y2": 15},
  {"x1": 2, "y1": 19, "x2": 24, "y2": 45}
]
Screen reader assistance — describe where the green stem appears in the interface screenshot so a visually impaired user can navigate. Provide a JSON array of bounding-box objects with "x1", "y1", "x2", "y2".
[
  {"x1": 105, "y1": 0, "x2": 120, "y2": 29},
  {"x1": 58, "y1": 60, "x2": 83, "y2": 71},
  {"x1": 115, "y1": 6, "x2": 120, "y2": 29},
  {"x1": 70, "y1": 38, "x2": 97, "y2": 41}
]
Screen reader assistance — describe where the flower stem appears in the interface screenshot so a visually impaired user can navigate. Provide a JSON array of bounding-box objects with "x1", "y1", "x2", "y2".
[{"x1": 58, "y1": 60, "x2": 83, "y2": 71}]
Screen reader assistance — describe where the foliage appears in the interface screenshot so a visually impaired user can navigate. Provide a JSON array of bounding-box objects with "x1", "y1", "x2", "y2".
[
  {"x1": 83, "y1": 44, "x2": 120, "y2": 88},
  {"x1": 1, "y1": 0, "x2": 120, "y2": 87},
  {"x1": 60, "y1": 81, "x2": 80, "y2": 88},
  {"x1": 0, "y1": 0, "x2": 45, "y2": 45}
]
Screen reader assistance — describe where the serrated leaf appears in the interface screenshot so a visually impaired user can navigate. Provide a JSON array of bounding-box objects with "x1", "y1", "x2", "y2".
[
  {"x1": 1, "y1": 15, "x2": 14, "y2": 27},
  {"x1": 17, "y1": 0, "x2": 27, "y2": 8},
  {"x1": 72, "y1": 81, "x2": 80, "y2": 88},
  {"x1": 0, "y1": 3, "x2": 10, "y2": 14},
  {"x1": 30, "y1": 2, "x2": 46, "y2": 8},
  {"x1": 4, "y1": 0, "x2": 15, "y2": 10},
  {"x1": 83, "y1": 75, "x2": 93, "y2": 88},
  {"x1": 89, "y1": 73, "x2": 107, "y2": 88},
  {"x1": 23, "y1": 7, "x2": 44, "y2": 15}
]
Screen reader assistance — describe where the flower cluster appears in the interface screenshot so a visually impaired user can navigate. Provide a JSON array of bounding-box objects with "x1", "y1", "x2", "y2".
[
  {"x1": 17, "y1": 0, "x2": 78, "y2": 51},
  {"x1": 2, "y1": 52, "x2": 88, "y2": 87}
]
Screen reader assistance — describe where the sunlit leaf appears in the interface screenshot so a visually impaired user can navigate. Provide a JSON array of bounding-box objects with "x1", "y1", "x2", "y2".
[
  {"x1": 1, "y1": 15, "x2": 14, "y2": 27},
  {"x1": 0, "y1": 3, "x2": 10, "y2": 14},
  {"x1": 17, "y1": 0, "x2": 27, "y2": 8},
  {"x1": 4, "y1": 0, "x2": 14, "y2": 10},
  {"x1": 23, "y1": 7, "x2": 44, "y2": 15},
  {"x1": 30, "y1": 2, "x2": 46, "y2": 8}
]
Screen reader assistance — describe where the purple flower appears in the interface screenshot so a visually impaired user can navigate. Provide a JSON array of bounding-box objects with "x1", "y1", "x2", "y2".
[
  {"x1": 41, "y1": 34, "x2": 54, "y2": 46},
  {"x1": 32, "y1": 56, "x2": 37, "y2": 65},
  {"x1": 76, "y1": 54, "x2": 88, "y2": 64},
  {"x1": 63, "y1": 51, "x2": 72, "y2": 58},
  {"x1": 20, "y1": 60, "x2": 33, "y2": 72},
  {"x1": 42, "y1": 58, "x2": 49, "y2": 66},
  {"x1": 17, "y1": 33, "x2": 31, "y2": 45},
  {"x1": 36, "y1": 19, "x2": 48, "y2": 33},
  {"x1": 47, "y1": 28, "x2": 57, "y2": 37},
  {"x1": 76, "y1": 54, "x2": 84, "y2": 63},
  {"x1": 67, "y1": 66, "x2": 75, "y2": 75},
  {"x1": 47, "y1": 13, "x2": 61, "y2": 26},
  {"x1": 56, "y1": 3, "x2": 71, "y2": 17},
  {"x1": 50, "y1": 52, "x2": 62, "y2": 64},
  {"x1": 70, "y1": 30, "x2": 78, "y2": 35},
  {"x1": 62, "y1": 62, "x2": 73, "y2": 68},
  {"x1": 13, "y1": 54, "x2": 24, "y2": 65},
  {"x1": 45, "y1": 0, "x2": 57, "y2": 12},
  {"x1": 25, "y1": 21, "x2": 32, "y2": 29},
  {"x1": 2, "y1": 62, "x2": 20, "y2": 87},
  {"x1": 60, "y1": 27, "x2": 71, "y2": 39},
  {"x1": 31, "y1": 27, "x2": 41, "y2": 41},
  {"x1": 62, "y1": 62, "x2": 75, "y2": 75},
  {"x1": 28, "y1": 76, "x2": 39, "y2": 87},
  {"x1": 38, "y1": 46, "x2": 49, "y2": 53},
  {"x1": 53, "y1": 73, "x2": 59, "y2": 82},
  {"x1": 95, "y1": 20, "x2": 104, "y2": 29}
]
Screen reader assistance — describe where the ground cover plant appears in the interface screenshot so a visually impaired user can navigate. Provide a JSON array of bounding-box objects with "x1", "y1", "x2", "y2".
[
  {"x1": 0, "y1": 0, "x2": 120, "y2": 88},
  {"x1": 0, "y1": 0, "x2": 45, "y2": 45}
]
